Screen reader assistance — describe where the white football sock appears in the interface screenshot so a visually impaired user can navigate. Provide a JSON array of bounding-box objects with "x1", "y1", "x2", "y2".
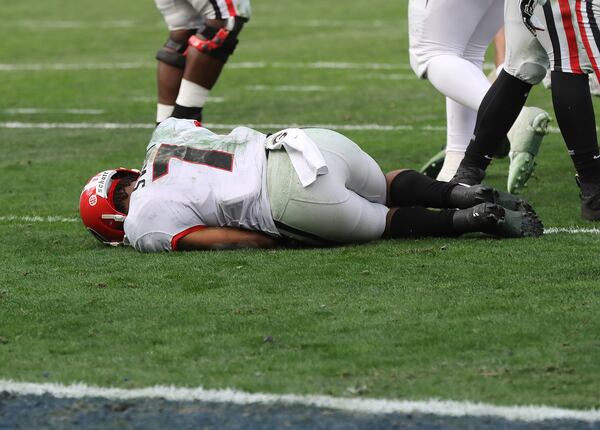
[
  {"x1": 176, "y1": 79, "x2": 210, "y2": 108},
  {"x1": 426, "y1": 55, "x2": 490, "y2": 111},
  {"x1": 445, "y1": 97, "x2": 477, "y2": 153},
  {"x1": 436, "y1": 98, "x2": 477, "y2": 181},
  {"x1": 437, "y1": 151, "x2": 466, "y2": 182},
  {"x1": 156, "y1": 103, "x2": 174, "y2": 123}
]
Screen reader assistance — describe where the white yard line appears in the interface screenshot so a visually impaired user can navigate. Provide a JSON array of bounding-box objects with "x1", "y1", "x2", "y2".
[
  {"x1": 361, "y1": 73, "x2": 421, "y2": 80},
  {"x1": 0, "y1": 122, "x2": 154, "y2": 130},
  {"x1": 544, "y1": 227, "x2": 600, "y2": 234},
  {"x1": 130, "y1": 96, "x2": 226, "y2": 103},
  {"x1": 245, "y1": 84, "x2": 344, "y2": 92},
  {"x1": 0, "y1": 62, "x2": 150, "y2": 71},
  {"x1": 0, "y1": 61, "x2": 496, "y2": 73},
  {"x1": 0, "y1": 380, "x2": 598, "y2": 423},
  {"x1": 0, "y1": 61, "x2": 412, "y2": 72},
  {"x1": 9, "y1": 20, "x2": 138, "y2": 29},
  {"x1": 8, "y1": 19, "x2": 395, "y2": 29},
  {"x1": 2, "y1": 108, "x2": 104, "y2": 115},
  {"x1": 0, "y1": 216, "x2": 78, "y2": 223},
  {"x1": 0, "y1": 121, "x2": 561, "y2": 134},
  {"x1": 0, "y1": 121, "x2": 412, "y2": 131},
  {"x1": 8, "y1": 19, "x2": 394, "y2": 30}
]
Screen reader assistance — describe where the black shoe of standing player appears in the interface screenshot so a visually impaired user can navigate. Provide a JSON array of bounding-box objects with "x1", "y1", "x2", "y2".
[
  {"x1": 578, "y1": 176, "x2": 600, "y2": 221},
  {"x1": 451, "y1": 164, "x2": 486, "y2": 186}
]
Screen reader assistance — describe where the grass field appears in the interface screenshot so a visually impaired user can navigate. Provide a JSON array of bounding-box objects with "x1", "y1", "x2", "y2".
[{"x1": 1, "y1": 0, "x2": 599, "y2": 413}]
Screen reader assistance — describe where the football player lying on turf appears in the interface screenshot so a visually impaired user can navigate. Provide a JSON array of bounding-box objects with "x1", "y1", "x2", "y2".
[{"x1": 79, "y1": 118, "x2": 543, "y2": 252}]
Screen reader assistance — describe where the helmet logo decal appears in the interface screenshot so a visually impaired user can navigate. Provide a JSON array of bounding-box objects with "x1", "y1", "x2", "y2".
[
  {"x1": 88, "y1": 195, "x2": 97, "y2": 206},
  {"x1": 96, "y1": 170, "x2": 114, "y2": 198}
]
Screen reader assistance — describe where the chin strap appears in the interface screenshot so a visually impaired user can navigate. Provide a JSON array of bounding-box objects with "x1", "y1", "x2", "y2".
[
  {"x1": 101, "y1": 214, "x2": 126, "y2": 222},
  {"x1": 104, "y1": 241, "x2": 123, "y2": 247}
]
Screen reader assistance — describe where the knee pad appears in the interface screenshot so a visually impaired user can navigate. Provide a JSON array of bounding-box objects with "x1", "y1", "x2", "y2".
[
  {"x1": 187, "y1": 16, "x2": 247, "y2": 63},
  {"x1": 156, "y1": 37, "x2": 189, "y2": 70},
  {"x1": 513, "y1": 63, "x2": 547, "y2": 85}
]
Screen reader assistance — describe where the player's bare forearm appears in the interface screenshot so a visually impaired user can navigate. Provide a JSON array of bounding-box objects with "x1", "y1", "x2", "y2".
[{"x1": 177, "y1": 227, "x2": 281, "y2": 251}]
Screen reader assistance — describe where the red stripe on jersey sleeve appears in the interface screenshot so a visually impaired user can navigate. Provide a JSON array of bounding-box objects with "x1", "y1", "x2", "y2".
[{"x1": 171, "y1": 225, "x2": 207, "y2": 251}]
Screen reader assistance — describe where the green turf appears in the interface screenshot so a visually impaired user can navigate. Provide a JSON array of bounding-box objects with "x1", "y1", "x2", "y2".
[{"x1": 1, "y1": 0, "x2": 599, "y2": 411}]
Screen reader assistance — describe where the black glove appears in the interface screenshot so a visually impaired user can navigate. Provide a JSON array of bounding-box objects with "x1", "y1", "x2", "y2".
[{"x1": 520, "y1": 0, "x2": 545, "y2": 36}]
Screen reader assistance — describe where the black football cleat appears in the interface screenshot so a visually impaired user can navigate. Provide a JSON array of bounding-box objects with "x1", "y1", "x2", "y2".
[
  {"x1": 449, "y1": 183, "x2": 535, "y2": 214},
  {"x1": 490, "y1": 206, "x2": 544, "y2": 238},
  {"x1": 578, "y1": 178, "x2": 600, "y2": 221},
  {"x1": 450, "y1": 164, "x2": 486, "y2": 186},
  {"x1": 453, "y1": 203, "x2": 543, "y2": 237}
]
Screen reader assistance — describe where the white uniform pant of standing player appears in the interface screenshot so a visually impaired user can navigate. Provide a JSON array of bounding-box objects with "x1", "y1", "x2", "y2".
[
  {"x1": 408, "y1": 0, "x2": 503, "y2": 181},
  {"x1": 267, "y1": 129, "x2": 388, "y2": 244},
  {"x1": 503, "y1": 0, "x2": 599, "y2": 83},
  {"x1": 155, "y1": 0, "x2": 251, "y2": 30}
]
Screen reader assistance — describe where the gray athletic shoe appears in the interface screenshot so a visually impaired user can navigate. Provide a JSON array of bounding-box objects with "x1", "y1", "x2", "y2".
[
  {"x1": 420, "y1": 149, "x2": 446, "y2": 179},
  {"x1": 507, "y1": 107, "x2": 551, "y2": 194}
]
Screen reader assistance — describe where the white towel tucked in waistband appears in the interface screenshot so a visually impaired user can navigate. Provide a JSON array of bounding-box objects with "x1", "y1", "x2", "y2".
[{"x1": 265, "y1": 128, "x2": 328, "y2": 187}]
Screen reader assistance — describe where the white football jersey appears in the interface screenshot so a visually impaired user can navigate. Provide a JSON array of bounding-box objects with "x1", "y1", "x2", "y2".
[{"x1": 124, "y1": 118, "x2": 278, "y2": 252}]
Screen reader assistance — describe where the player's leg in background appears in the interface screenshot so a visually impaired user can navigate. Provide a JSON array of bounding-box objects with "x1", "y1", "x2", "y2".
[
  {"x1": 409, "y1": 0, "x2": 502, "y2": 181},
  {"x1": 488, "y1": 29, "x2": 552, "y2": 194},
  {"x1": 156, "y1": 29, "x2": 196, "y2": 124},
  {"x1": 154, "y1": 0, "x2": 202, "y2": 124},
  {"x1": 423, "y1": 0, "x2": 501, "y2": 111},
  {"x1": 434, "y1": 0, "x2": 504, "y2": 181},
  {"x1": 546, "y1": 0, "x2": 600, "y2": 219},
  {"x1": 172, "y1": 17, "x2": 229, "y2": 122},
  {"x1": 172, "y1": 0, "x2": 249, "y2": 122},
  {"x1": 420, "y1": 30, "x2": 505, "y2": 181},
  {"x1": 436, "y1": 99, "x2": 477, "y2": 181},
  {"x1": 465, "y1": 7, "x2": 551, "y2": 194},
  {"x1": 489, "y1": 28, "x2": 506, "y2": 82},
  {"x1": 453, "y1": 0, "x2": 549, "y2": 186},
  {"x1": 155, "y1": 0, "x2": 249, "y2": 124}
]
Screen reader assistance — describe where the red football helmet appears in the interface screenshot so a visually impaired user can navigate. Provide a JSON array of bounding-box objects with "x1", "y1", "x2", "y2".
[{"x1": 79, "y1": 168, "x2": 140, "y2": 245}]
